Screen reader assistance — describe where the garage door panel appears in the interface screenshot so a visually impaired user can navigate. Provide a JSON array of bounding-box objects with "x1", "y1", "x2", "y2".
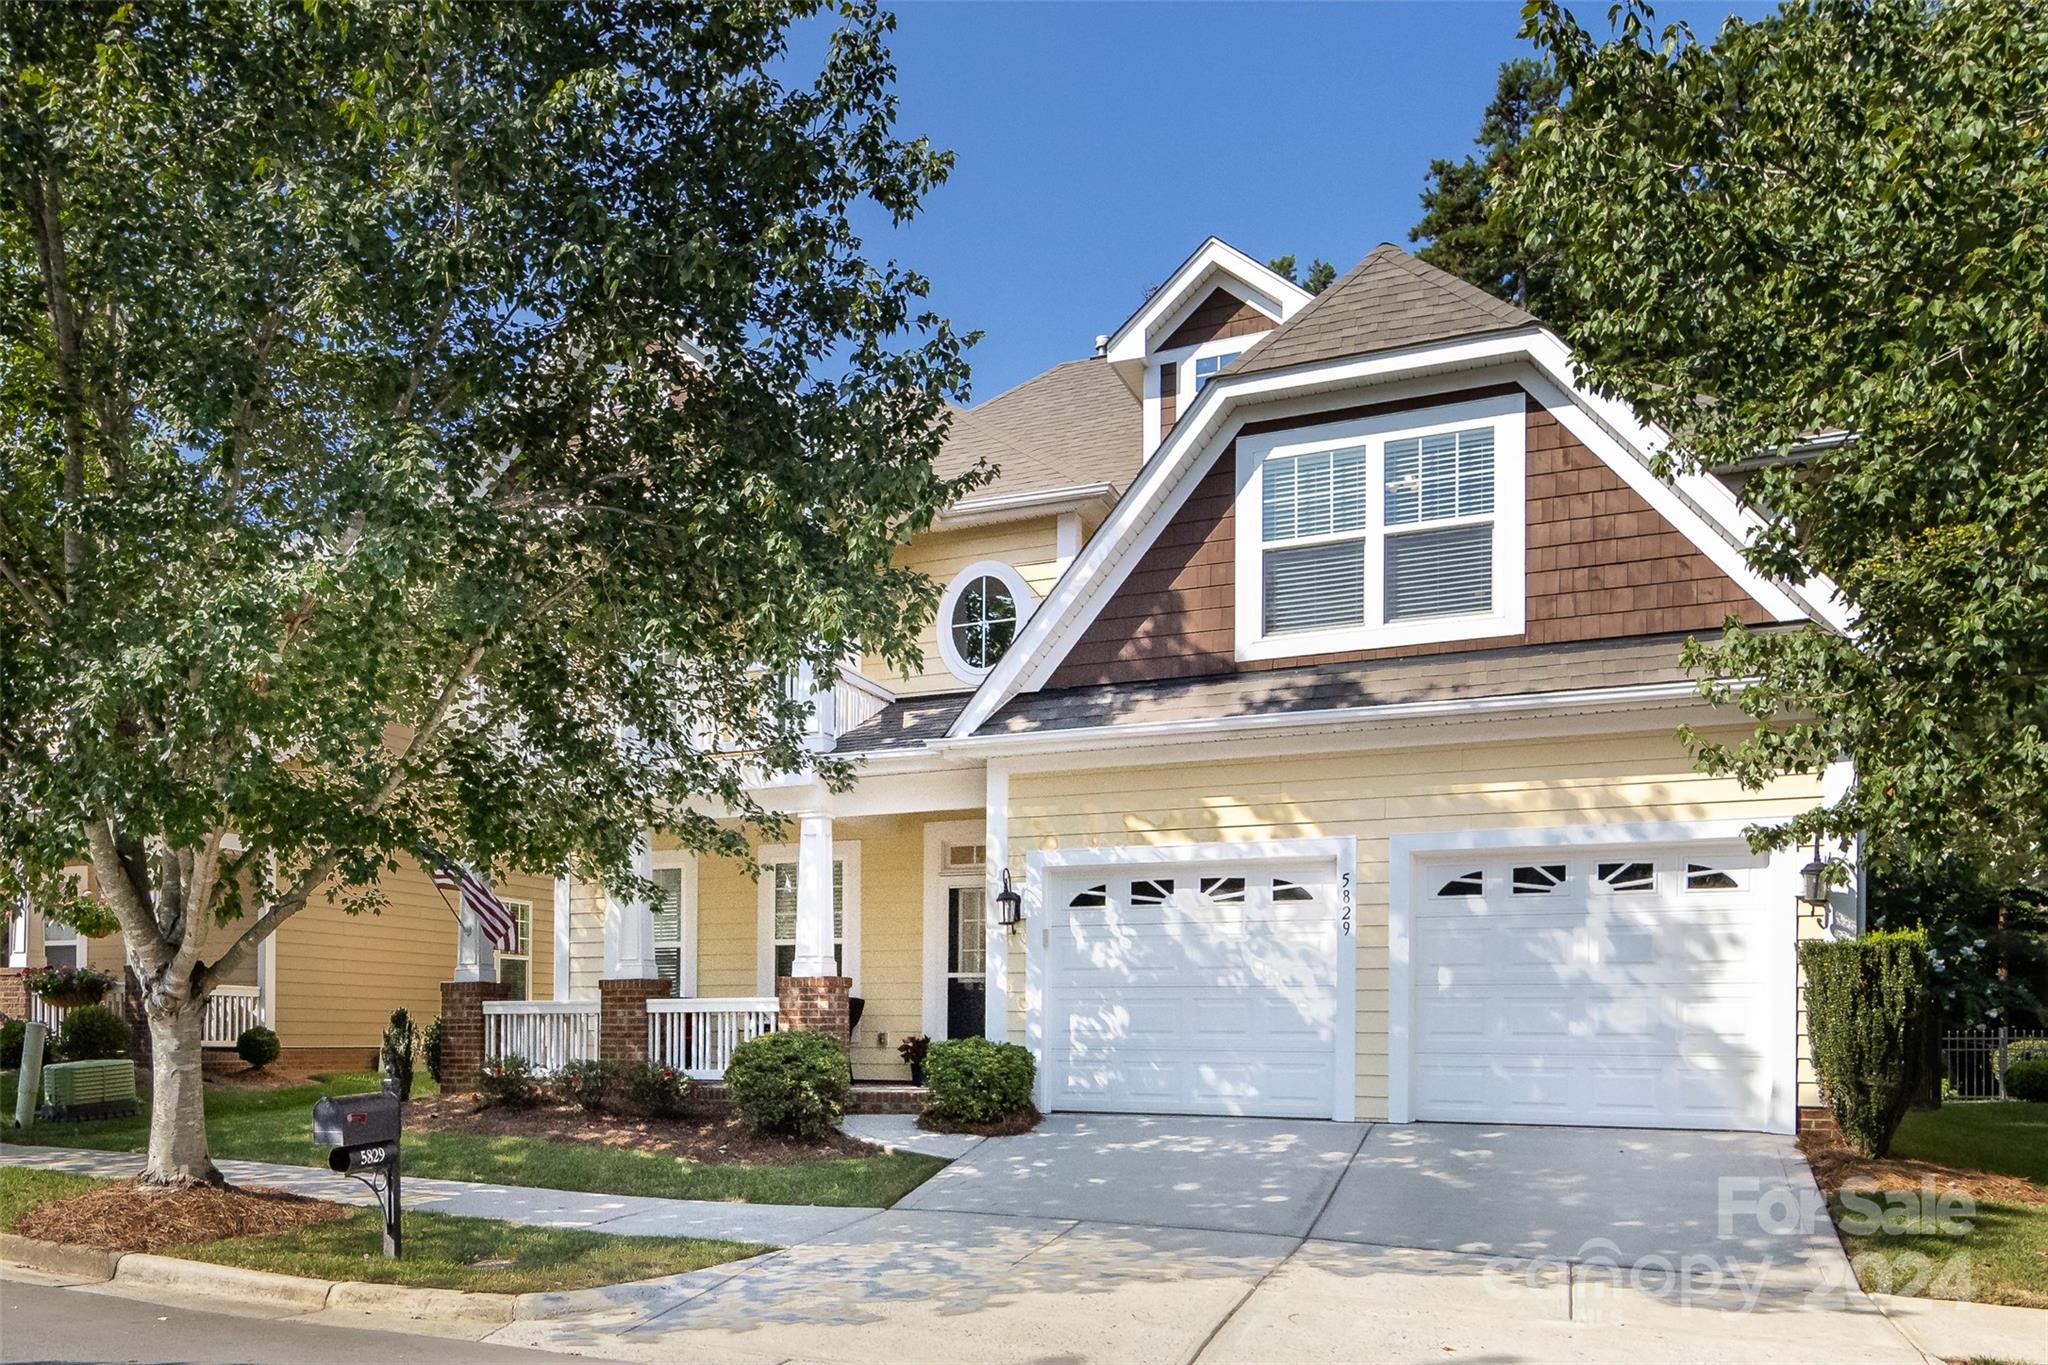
[
  {"x1": 1048, "y1": 866, "x2": 1341, "y2": 1118},
  {"x1": 1411, "y1": 848, "x2": 1774, "y2": 1132}
]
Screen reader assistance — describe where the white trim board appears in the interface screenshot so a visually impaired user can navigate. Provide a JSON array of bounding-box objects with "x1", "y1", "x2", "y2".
[
  {"x1": 949, "y1": 334, "x2": 1842, "y2": 741},
  {"x1": 922, "y1": 818, "x2": 987, "y2": 1041},
  {"x1": 1021, "y1": 837, "x2": 1357, "y2": 1123},
  {"x1": 1385, "y1": 819, "x2": 1801, "y2": 1135}
]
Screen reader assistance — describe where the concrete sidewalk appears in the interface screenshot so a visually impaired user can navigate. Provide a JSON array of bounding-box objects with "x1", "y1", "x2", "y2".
[{"x1": 0, "y1": 1142, "x2": 878, "y2": 1245}]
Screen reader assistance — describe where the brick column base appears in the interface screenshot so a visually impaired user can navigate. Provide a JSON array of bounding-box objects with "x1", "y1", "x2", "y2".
[
  {"x1": 776, "y1": 975, "x2": 851, "y2": 1042},
  {"x1": 439, "y1": 979, "x2": 510, "y2": 1092},
  {"x1": 599, "y1": 978, "x2": 669, "y2": 1066},
  {"x1": 0, "y1": 968, "x2": 28, "y2": 1020}
]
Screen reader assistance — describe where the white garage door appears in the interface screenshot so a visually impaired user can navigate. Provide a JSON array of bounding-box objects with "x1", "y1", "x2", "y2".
[
  {"x1": 1411, "y1": 848, "x2": 1776, "y2": 1131},
  {"x1": 1045, "y1": 866, "x2": 1340, "y2": 1118}
]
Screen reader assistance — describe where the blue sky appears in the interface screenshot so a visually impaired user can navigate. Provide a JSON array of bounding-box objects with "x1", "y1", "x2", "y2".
[{"x1": 857, "y1": 1, "x2": 1769, "y2": 399}]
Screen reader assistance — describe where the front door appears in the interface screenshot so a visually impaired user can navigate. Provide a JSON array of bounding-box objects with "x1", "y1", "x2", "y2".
[{"x1": 947, "y1": 885, "x2": 987, "y2": 1039}]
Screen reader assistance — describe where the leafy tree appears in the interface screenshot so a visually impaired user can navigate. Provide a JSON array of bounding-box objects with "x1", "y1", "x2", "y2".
[
  {"x1": 1265, "y1": 254, "x2": 1337, "y2": 296},
  {"x1": 1869, "y1": 853, "x2": 2046, "y2": 1032},
  {"x1": 1409, "y1": 56, "x2": 1564, "y2": 317},
  {"x1": 1501, "y1": 1, "x2": 2048, "y2": 889},
  {"x1": 0, "y1": 0, "x2": 980, "y2": 1185}
]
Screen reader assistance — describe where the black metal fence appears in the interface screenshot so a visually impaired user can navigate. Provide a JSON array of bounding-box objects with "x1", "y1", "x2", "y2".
[{"x1": 1941, "y1": 1028, "x2": 2047, "y2": 1099}]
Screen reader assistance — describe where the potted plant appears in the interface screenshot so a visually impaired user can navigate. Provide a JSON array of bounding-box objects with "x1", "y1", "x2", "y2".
[
  {"x1": 24, "y1": 965, "x2": 116, "y2": 1009},
  {"x1": 898, "y1": 1033, "x2": 931, "y2": 1086}
]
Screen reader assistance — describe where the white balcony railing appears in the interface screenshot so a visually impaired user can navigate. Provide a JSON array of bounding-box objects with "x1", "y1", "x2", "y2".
[
  {"x1": 786, "y1": 664, "x2": 895, "y2": 752},
  {"x1": 647, "y1": 996, "x2": 779, "y2": 1080},
  {"x1": 483, "y1": 1000, "x2": 599, "y2": 1075},
  {"x1": 203, "y1": 985, "x2": 264, "y2": 1047}
]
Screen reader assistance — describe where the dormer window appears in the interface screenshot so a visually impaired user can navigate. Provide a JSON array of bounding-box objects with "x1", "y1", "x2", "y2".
[
  {"x1": 1234, "y1": 392, "x2": 1526, "y2": 661},
  {"x1": 1193, "y1": 352, "x2": 1241, "y2": 392}
]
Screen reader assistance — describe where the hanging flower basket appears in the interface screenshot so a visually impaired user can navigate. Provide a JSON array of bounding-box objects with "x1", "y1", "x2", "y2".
[{"x1": 24, "y1": 965, "x2": 116, "y2": 1008}]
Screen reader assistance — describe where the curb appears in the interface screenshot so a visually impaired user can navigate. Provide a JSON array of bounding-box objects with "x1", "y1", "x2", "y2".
[
  {"x1": 1, "y1": 1232, "x2": 519, "y2": 1324},
  {"x1": 1871, "y1": 1292, "x2": 2048, "y2": 1365}
]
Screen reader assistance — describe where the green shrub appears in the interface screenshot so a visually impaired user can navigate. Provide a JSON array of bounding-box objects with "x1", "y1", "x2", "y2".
[
  {"x1": 235, "y1": 1024, "x2": 281, "y2": 1068},
  {"x1": 479, "y1": 1054, "x2": 542, "y2": 1108},
  {"x1": 924, "y1": 1037, "x2": 1035, "y2": 1124},
  {"x1": 422, "y1": 1015, "x2": 445, "y2": 1084},
  {"x1": 725, "y1": 1031, "x2": 850, "y2": 1138},
  {"x1": 2007, "y1": 1037, "x2": 2048, "y2": 1064},
  {"x1": 1, "y1": 1018, "x2": 24, "y2": 1069},
  {"x1": 623, "y1": 1061, "x2": 690, "y2": 1118},
  {"x1": 1798, "y1": 931, "x2": 1934, "y2": 1157},
  {"x1": 554, "y1": 1058, "x2": 617, "y2": 1112},
  {"x1": 56, "y1": 1004, "x2": 131, "y2": 1062},
  {"x1": 380, "y1": 1008, "x2": 417, "y2": 1099},
  {"x1": 2005, "y1": 1058, "x2": 2048, "y2": 1102}
]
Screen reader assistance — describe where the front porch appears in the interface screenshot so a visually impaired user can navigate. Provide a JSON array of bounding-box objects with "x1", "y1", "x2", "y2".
[{"x1": 466, "y1": 797, "x2": 1003, "y2": 1090}]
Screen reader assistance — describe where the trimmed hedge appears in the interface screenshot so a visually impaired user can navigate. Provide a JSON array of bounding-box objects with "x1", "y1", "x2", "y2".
[
  {"x1": 1798, "y1": 931, "x2": 1934, "y2": 1157},
  {"x1": 236, "y1": 1024, "x2": 281, "y2": 1068},
  {"x1": 57, "y1": 1004, "x2": 132, "y2": 1062},
  {"x1": 726, "y1": 1030, "x2": 850, "y2": 1138},
  {"x1": 0, "y1": 1018, "x2": 24, "y2": 1069},
  {"x1": 2005, "y1": 1058, "x2": 2048, "y2": 1102},
  {"x1": 925, "y1": 1037, "x2": 1035, "y2": 1125}
]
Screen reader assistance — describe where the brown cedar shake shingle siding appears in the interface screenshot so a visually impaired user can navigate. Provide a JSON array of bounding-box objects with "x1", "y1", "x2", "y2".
[
  {"x1": 1044, "y1": 386, "x2": 1778, "y2": 689},
  {"x1": 1160, "y1": 287, "x2": 1277, "y2": 352},
  {"x1": 1158, "y1": 363, "x2": 1178, "y2": 435}
]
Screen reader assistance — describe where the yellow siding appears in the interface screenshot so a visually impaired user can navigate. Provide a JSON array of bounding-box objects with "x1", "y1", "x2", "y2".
[
  {"x1": 864, "y1": 519, "x2": 1064, "y2": 696},
  {"x1": 275, "y1": 862, "x2": 555, "y2": 1053},
  {"x1": 1005, "y1": 725, "x2": 1825, "y2": 1120}
]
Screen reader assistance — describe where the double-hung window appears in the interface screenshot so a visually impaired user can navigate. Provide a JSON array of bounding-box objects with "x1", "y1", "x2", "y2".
[{"x1": 1237, "y1": 394, "x2": 1524, "y2": 658}]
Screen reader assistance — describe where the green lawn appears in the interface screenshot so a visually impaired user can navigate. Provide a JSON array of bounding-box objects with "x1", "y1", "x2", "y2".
[
  {"x1": 1890, "y1": 1102, "x2": 2048, "y2": 1186},
  {"x1": 0, "y1": 1167, "x2": 767, "y2": 1293},
  {"x1": 1, "y1": 1070, "x2": 944, "y2": 1207},
  {"x1": 1837, "y1": 1101, "x2": 2048, "y2": 1310}
]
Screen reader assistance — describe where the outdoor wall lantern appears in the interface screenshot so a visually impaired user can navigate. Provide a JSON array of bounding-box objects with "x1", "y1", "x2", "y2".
[
  {"x1": 995, "y1": 868, "x2": 1024, "y2": 930},
  {"x1": 1798, "y1": 839, "x2": 1832, "y2": 910}
]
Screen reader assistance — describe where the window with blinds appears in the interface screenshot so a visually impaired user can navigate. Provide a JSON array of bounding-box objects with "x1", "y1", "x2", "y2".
[
  {"x1": 1257, "y1": 420, "x2": 1503, "y2": 639},
  {"x1": 1383, "y1": 427, "x2": 1494, "y2": 620},
  {"x1": 771, "y1": 860, "x2": 845, "y2": 979},
  {"x1": 1261, "y1": 445, "x2": 1368, "y2": 634},
  {"x1": 652, "y1": 867, "x2": 684, "y2": 997}
]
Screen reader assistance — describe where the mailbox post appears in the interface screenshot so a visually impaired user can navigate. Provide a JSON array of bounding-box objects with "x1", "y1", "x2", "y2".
[{"x1": 313, "y1": 1089, "x2": 403, "y2": 1257}]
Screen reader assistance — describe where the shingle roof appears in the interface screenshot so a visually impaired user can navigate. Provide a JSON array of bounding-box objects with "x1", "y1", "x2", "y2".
[
  {"x1": 937, "y1": 358, "x2": 1141, "y2": 503},
  {"x1": 1228, "y1": 244, "x2": 1539, "y2": 378},
  {"x1": 833, "y1": 692, "x2": 971, "y2": 754},
  {"x1": 979, "y1": 634, "x2": 1711, "y2": 737}
]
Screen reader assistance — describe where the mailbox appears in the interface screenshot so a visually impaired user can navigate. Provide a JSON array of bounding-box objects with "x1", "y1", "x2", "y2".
[
  {"x1": 314, "y1": 1089, "x2": 404, "y2": 1258},
  {"x1": 313, "y1": 1091, "x2": 400, "y2": 1149}
]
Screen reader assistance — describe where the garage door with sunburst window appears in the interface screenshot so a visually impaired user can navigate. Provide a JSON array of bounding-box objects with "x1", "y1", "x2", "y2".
[
  {"x1": 1043, "y1": 867, "x2": 1342, "y2": 1119},
  {"x1": 1410, "y1": 848, "x2": 1778, "y2": 1131}
]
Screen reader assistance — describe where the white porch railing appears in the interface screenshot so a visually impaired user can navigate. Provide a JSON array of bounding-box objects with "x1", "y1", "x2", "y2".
[
  {"x1": 203, "y1": 985, "x2": 264, "y2": 1047},
  {"x1": 483, "y1": 1000, "x2": 599, "y2": 1075},
  {"x1": 785, "y1": 664, "x2": 896, "y2": 752},
  {"x1": 647, "y1": 996, "x2": 779, "y2": 1080}
]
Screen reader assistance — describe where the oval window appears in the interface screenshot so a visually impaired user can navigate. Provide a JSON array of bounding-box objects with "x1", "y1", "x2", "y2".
[{"x1": 950, "y1": 573, "x2": 1019, "y2": 672}]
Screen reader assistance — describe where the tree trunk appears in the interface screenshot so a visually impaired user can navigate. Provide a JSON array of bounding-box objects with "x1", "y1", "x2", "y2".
[{"x1": 141, "y1": 1000, "x2": 219, "y2": 1186}]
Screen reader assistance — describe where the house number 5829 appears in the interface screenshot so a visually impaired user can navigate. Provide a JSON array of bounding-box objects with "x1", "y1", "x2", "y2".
[{"x1": 1340, "y1": 871, "x2": 1352, "y2": 937}]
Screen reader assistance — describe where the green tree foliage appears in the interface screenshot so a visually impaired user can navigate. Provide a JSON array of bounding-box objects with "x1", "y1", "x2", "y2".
[
  {"x1": 1265, "y1": 254, "x2": 1338, "y2": 296},
  {"x1": 0, "y1": 1, "x2": 980, "y2": 1183},
  {"x1": 1797, "y1": 933, "x2": 1934, "y2": 1157},
  {"x1": 1870, "y1": 853, "x2": 2046, "y2": 1031},
  {"x1": 1409, "y1": 57, "x2": 1564, "y2": 318},
  {"x1": 1501, "y1": 1, "x2": 2048, "y2": 886}
]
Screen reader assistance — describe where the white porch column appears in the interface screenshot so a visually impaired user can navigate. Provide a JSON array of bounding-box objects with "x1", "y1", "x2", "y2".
[
  {"x1": 792, "y1": 812, "x2": 838, "y2": 977},
  {"x1": 453, "y1": 905, "x2": 497, "y2": 983},
  {"x1": 603, "y1": 832, "x2": 660, "y2": 979},
  {"x1": 552, "y1": 875, "x2": 572, "y2": 1000},
  {"x1": 6, "y1": 899, "x2": 27, "y2": 968}
]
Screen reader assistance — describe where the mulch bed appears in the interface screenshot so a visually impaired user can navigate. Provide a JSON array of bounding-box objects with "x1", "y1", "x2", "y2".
[
  {"x1": 917, "y1": 1106, "x2": 1041, "y2": 1137},
  {"x1": 1799, "y1": 1135, "x2": 2048, "y2": 1208},
  {"x1": 402, "y1": 1092, "x2": 878, "y2": 1163},
  {"x1": 15, "y1": 1179, "x2": 353, "y2": 1253}
]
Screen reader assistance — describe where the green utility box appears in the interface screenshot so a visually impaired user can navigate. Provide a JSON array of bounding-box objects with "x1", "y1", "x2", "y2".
[{"x1": 40, "y1": 1059, "x2": 139, "y2": 1122}]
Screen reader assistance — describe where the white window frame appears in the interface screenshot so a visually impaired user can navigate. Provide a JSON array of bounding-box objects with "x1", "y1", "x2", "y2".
[
  {"x1": 1233, "y1": 392, "x2": 1526, "y2": 660},
  {"x1": 936, "y1": 561, "x2": 1036, "y2": 684},
  {"x1": 495, "y1": 898, "x2": 534, "y2": 1000},
  {"x1": 651, "y1": 850, "x2": 698, "y2": 997},
  {"x1": 756, "y1": 839, "x2": 862, "y2": 993}
]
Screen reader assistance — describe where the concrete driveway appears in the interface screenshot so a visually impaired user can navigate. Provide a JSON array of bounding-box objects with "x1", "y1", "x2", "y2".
[{"x1": 492, "y1": 1116, "x2": 1922, "y2": 1365}]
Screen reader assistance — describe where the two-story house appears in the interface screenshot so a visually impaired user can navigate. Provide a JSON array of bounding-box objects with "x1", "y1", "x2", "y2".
[{"x1": 527, "y1": 238, "x2": 1855, "y2": 1135}]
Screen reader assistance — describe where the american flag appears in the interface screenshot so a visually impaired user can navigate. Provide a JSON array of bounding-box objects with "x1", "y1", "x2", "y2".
[{"x1": 422, "y1": 847, "x2": 519, "y2": 953}]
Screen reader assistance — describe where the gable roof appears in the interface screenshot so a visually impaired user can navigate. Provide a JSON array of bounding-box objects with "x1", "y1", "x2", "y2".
[
  {"x1": 937, "y1": 357, "x2": 1142, "y2": 509},
  {"x1": 1228, "y1": 243, "x2": 1538, "y2": 378},
  {"x1": 1102, "y1": 237, "x2": 1311, "y2": 370}
]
